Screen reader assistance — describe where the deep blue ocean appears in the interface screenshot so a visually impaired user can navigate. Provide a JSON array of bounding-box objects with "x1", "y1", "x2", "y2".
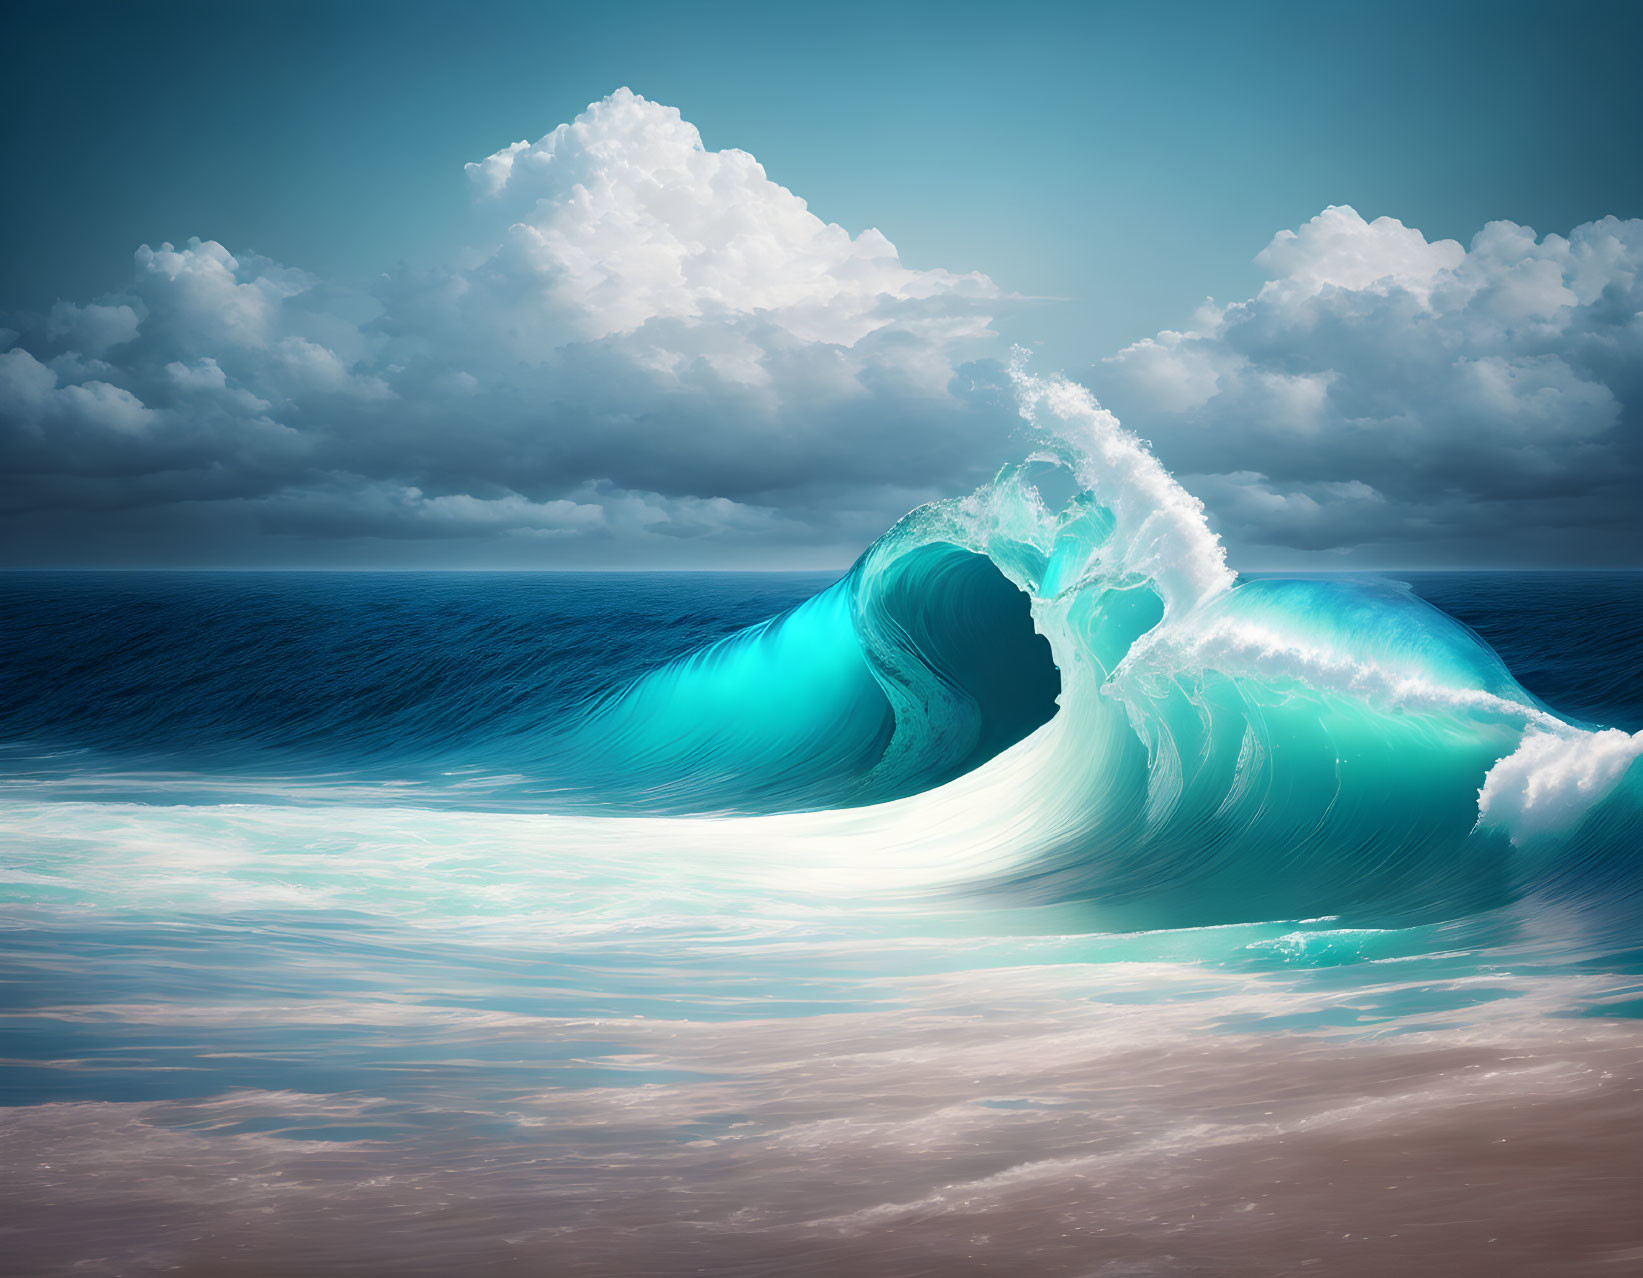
[
  {"x1": 3, "y1": 569, "x2": 1641, "y2": 799},
  {"x1": 3, "y1": 558, "x2": 1641, "y2": 1275},
  {"x1": 0, "y1": 571, "x2": 841, "y2": 806}
]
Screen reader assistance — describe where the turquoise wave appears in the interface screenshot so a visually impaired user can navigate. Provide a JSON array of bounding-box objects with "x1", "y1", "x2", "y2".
[
  {"x1": 539, "y1": 370, "x2": 1643, "y2": 942},
  {"x1": 544, "y1": 542, "x2": 1060, "y2": 813},
  {"x1": 7, "y1": 367, "x2": 1632, "y2": 946}
]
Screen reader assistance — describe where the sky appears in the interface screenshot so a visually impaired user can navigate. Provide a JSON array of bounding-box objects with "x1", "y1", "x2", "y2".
[{"x1": 2, "y1": 0, "x2": 1641, "y2": 568}]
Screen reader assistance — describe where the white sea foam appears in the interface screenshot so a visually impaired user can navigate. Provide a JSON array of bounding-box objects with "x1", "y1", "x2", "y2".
[
  {"x1": 1478, "y1": 726, "x2": 1643, "y2": 841},
  {"x1": 1011, "y1": 356, "x2": 1235, "y2": 618}
]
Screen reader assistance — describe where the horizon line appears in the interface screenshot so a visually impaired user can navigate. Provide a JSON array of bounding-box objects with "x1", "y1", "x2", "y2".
[{"x1": 4, "y1": 565, "x2": 1643, "y2": 575}]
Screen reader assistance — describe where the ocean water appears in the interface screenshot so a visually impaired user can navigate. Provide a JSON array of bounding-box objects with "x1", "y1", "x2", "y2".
[{"x1": 3, "y1": 378, "x2": 1642, "y2": 1275}]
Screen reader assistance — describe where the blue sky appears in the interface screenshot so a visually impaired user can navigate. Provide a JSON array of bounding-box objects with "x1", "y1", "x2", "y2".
[
  {"x1": 3, "y1": 0, "x2": 1642, "y2": 567},
  {"x1": 8, "y1": 0, "x2": 1641, "y2": 359}
]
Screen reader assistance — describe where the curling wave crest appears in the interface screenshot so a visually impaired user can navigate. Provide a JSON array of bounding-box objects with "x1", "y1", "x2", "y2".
[{"x1": 529, "y1": 365, "x2": 1643, "y2": 941}]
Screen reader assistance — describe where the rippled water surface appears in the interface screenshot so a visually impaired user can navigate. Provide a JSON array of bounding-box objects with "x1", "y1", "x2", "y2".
[{"x1": 2, "y1": 562, "x2": 1640, "y2": 1276}]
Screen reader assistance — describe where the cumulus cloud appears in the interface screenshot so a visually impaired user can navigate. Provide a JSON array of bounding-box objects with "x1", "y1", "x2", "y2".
[
  {"x1": 46, "y1": 301, "x2": 141, "y2": 356},
  {"x1": 463, "y1": 89, "x2": 994, "y2": 349},
  {"x1": 0, "y1": 89, "x2": 1012, "y2": 567},
  {"x1": 0, "y1": 346, "x2": 157, "y2": 436},
  {"x1": 1096, "y1": 205, "x2": 1643, "y2": 564},
  {"x1": 4, "y1": 96, "x2": 1638, "y2": 568}
]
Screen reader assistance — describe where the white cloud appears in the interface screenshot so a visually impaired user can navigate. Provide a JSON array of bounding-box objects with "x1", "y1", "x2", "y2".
[
  {"x1": 0, "y1": 347, "x2": 156, "y2": 435},
  {"x1": 133, "y1": 238, "x2": 313, "y2": 347},
  {"x1": 0, "y1": 347, "x2": 58, "y2": 408},
  {"x1": 463, "y1": 88, "x2": 996, "y2": 349},
  {"x1": 164, "y1": 356, "x2": 228, "y2": 392},
  {"x1": 1098, "y1": 206, "x2": 1643, "y2": 563},
  {"x1": 47, "y1": 300, "x2": 141, "y2": 355},
  {"x1": 277, "y1": 337, "x2": 393, "y2": 399},
  {"x1": 0, "y1": 90, "x2": 1013, "y2": 565},
  {"x1": 1252, "y1": 205, "x2": 1465, "y2": 302},
  {"x1": 6, "y1": 98, "x2": 1639, "y2": 568},
  {"x1": 58, "y1": 379, "x2": 155, "y2": 434},
  {"x1": 165, "y1": 357, "x2": 273, "y2": 414}
]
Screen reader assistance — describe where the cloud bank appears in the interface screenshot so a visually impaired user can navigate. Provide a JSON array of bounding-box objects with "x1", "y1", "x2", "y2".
[
  {"x1": 1096, "y1": 205, "x2": 1643, "y2": 564},
  {"x1": 0, "y1": 89, "x2": 1010, "y2": 567},
  {"x1": 2, "y1": 91, "x2": 1639, "y2": 567}
]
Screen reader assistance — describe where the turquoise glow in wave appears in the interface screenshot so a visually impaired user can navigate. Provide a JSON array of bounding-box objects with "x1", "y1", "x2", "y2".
[
  {"x1": 510, "y1": 368, "x2": 1643, "y2": 946},
  {"x1": 1, "y1": 369, "x2": 1636, "y2": 951},
  {"x1": 539, "y1": 546, "x2": 1060, "y2": 813}
]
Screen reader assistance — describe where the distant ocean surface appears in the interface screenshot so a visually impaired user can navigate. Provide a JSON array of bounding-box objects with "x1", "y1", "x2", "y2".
[
  {"x1": 3, "y1": 491, "x2": 1642, "y2": 1271},
  {"x1": 4, "y1": 569, "x2": 1641, "y2": 799}
]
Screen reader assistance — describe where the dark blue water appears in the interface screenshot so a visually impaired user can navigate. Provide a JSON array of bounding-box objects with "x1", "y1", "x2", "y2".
[
  {"x1": 0, "y1": 571, "x2": 832, "y2": 799},
  {"x1": 4, "y1": 570, "x2": 1639, "y2": 792},
  {"x1": 1399, "y1": 572, "x2": 1643, "y2": 733}
]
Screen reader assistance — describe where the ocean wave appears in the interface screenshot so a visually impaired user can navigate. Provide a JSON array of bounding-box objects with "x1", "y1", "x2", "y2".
[
  {"x1": 522, "y1": 364, "x2": 1643, "y2": 938},
  {"x1": 3, "y1": 367, "x2": 1638, "y2": 942}
]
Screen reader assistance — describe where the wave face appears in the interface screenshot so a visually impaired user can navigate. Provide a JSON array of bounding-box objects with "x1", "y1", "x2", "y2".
[
  {"x1": 2, "y1": 371, "x2": 1640, "y2": 946},
  {"x1": 538, "y1": 542, "x2": 1061, "y2": 812},
  {"x1": 522, "y1": 370, "x2": 1643, "y2": 943}
]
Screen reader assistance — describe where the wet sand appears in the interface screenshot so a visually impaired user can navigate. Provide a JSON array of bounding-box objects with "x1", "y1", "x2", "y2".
[{"x1": 6, "y1": 966, "x2": 1641, "y2": 1276}]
